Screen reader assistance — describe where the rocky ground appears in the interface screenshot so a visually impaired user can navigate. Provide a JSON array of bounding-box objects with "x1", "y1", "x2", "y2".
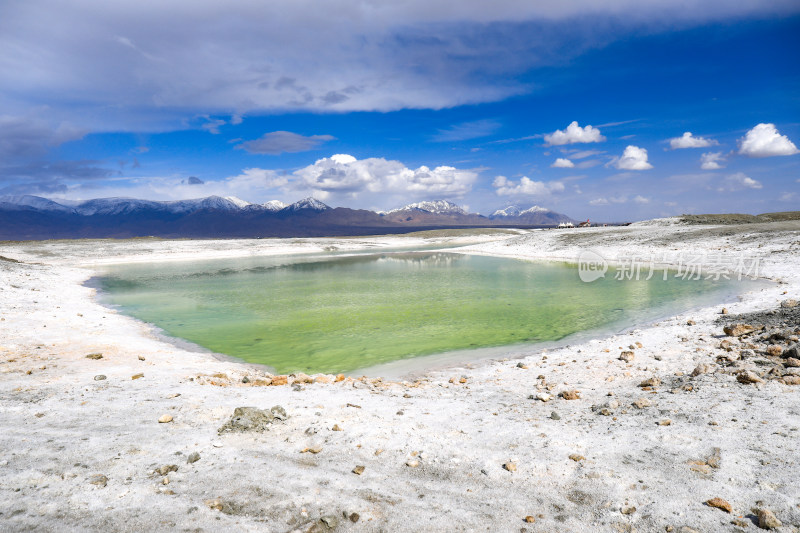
[{"x1": 1, "y1": 222, "x2": 799, "y2": 532}]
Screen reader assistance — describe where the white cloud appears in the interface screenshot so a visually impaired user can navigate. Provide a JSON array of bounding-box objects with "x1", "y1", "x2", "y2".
[
  {"x1": 700, "y1": 151, "x2": 726, "y2": 170},
  {"x1": 717, "y1": 172, "x2": 762, "y2": 191},
  {"x1": 612, "y1": 145, "x2": 653, "y2": 170},
  {"x1": 224, "y1": 167, "x2": 289, "y2": 190},
  {"x1": 738, "y1": 123, "x2": 800, "y2": 157},
  {"x1": 780, "y1": 192, "x2": 796, "y2": 202},
  {"x1": 589, "y1": 195, "x2": 648, "y2": 206},
  {"x1": 294, "y1": 154, "x2": 477, "y2": 197},
  {"x1": 589, "y1": 196, "x2": 627, "y2": 206},
  {"x1": 551, "y1": 158, "x2": 575, "y2": 168},
  {"x1": 492, "y1": 176, "x2": 565, "y2": 196},
  {"x1": 236, "y1": 131, "x2": 336, "y2": 155},
  {"x1": 544, "y1": 121, "x2": 605, "y2": 146},
  {"x1": 668, "y1": 131, "x2": 718, "y2": 149}
]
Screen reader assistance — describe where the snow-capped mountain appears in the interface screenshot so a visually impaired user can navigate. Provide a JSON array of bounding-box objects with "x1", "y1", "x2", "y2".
[
  {"x1": 490, "y1": 205, "x2": 521, "y2": 218},
  {"x1": 490, "y1": 205, "x2": 551, "y2": 218},
  {"x1": 0, "y1": 195, "x2": 76, "y2": 213},
  {"x1": 0, "y1": 194, "x2": 578, "y2": 240},
  {"x1": 262, "y1": 200, "x2": 287, "y2": 211},
  {"x1": 489, "y1": 204, "x2": 574, "y2": 224},
  {"x1": 168, "y1": 196, "x2": 250, "y2": 213},
  {"x1": 71, "y1": 195, "x2": 251, "y2": 216},
  {"x1": 280, "y1": 197, "x2": 330, "y2": 212},
  {"x1": 387, "y1": 200, "x2": 466, "y2": 215}
]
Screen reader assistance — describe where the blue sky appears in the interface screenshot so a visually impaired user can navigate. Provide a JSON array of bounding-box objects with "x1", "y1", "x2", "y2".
[{"x1": 1, "y1": 1, "x2": 798, "y2": 221}]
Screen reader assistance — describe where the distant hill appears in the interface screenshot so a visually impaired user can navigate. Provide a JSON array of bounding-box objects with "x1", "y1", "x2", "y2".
[
  {"x1": 380, "y1": 200, "x2": 491, "y2": 225},
  {"x1": 678, "y1": 211, "x2": 800, "y2": 225},
  {"x1": 489, "y1": 204, "x2": 575, "y2": 225},
  {"x1": 0, "y1": 195, "x2": 577, "y2": 240}
]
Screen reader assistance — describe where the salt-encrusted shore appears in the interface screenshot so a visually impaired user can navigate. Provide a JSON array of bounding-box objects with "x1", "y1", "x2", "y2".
[{"x1": 1, "y1": 221, "x2": 799, "y2": 532}]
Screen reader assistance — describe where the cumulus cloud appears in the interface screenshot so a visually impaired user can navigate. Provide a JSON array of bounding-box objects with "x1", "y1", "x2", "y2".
[
  {"x1": 551, "y1": 158, "x2": 575, "y2": 168},
  {"x1": 700, "y1": 151, "x2": 726, "y2": 170},
  {"x1": 633, "y1": 195, "x2": 650, "y2": 204},
  {"x1": 294, "y1": 154, "x2": 477, "y2": 197},
  {"x1": 492, "y1": 176, "x2": 565, "y2": 196},
  {"x1": 612, "y1": 145, "x2": 653, "y2": 170},
  {"x1": 236, "y1": 131, "x2": 336, "y2": 155},
  {"x1": 668, "y1": 131, "x2": 718, "y2": 149},
  {"x1": 544, "y1": 122, "x2": 606, "y2": 146},
  {"x1": 738, "y1": 123, "x2": 800, "y2": 157},
  {"x1": 717, "y1": 172, "x2": 762, "y2": 191}
]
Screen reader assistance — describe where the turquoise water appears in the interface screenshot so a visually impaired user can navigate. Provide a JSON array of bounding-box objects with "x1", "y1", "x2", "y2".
[{"x1": 97, "y1": 252, "x2": 749, "y2": 374}]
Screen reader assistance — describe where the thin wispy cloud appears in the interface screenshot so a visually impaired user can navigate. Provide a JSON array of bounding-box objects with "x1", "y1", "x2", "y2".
[
  {"x1": 236, "y1": 132, "x2": 336, "y2": 155},
  {"x1": 432, "y1": 120, "x2": 502, "y2": 142}
]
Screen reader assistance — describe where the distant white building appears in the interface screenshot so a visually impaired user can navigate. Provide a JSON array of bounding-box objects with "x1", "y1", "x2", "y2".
[{"x1": 557, "y1": 222, "x2": 575, "y2": 228}]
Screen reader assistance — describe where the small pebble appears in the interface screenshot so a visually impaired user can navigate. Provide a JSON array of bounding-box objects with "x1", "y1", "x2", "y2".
[{"x1": 158, "y1": 414, "x2": 173, "y2": 424}]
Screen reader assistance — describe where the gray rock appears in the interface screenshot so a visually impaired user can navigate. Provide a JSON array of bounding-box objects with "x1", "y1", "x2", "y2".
[
  {"x1": 218, "y1": 407, "x2": 276, "y2": 434},
  {"x1": 88, "y1": 474, "x2": 108, "y2": 487},
  {"x1": 320, "y1": 515, "x2": 339, "y2": 529},
  {"x1": 740, "y1": 349, "x2": 756, "y2": 360},
  {"x1": 187, "y1": 452, "x2": 200, "y2": 464},
  {"x1": 270, "y1": 405, "x2": 288, "y2": 420},
  {"x1": 550, "y1": 411, "x2": 561, "y2": 420},
  {"x1": 93, "y1": 375, "x2": 106, "y2": 381},
  {"x1": 780, "y1": 299, "x2": 798, "y2": 308},
  {"x1": 782, "y1": 343, "x2": 799, "y2": 359}
]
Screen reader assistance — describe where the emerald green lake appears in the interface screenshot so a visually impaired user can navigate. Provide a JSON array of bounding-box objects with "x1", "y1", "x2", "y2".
[{"x1": 97, "y1": 252, "x2": 747, "y2": 374}]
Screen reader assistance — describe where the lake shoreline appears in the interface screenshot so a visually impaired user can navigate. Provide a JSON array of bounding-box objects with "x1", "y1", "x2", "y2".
[
  {"x1": 1, "y1": 221, "x2": 799, "y2": 531},
  {"x1": 90, "y1": 247, "x2": 760, "y2": 378}
]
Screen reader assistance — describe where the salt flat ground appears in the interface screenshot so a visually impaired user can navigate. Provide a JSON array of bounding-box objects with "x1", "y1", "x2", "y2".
[{"x1": 0, "y1": 223, "x2": 799, "y2": 532}]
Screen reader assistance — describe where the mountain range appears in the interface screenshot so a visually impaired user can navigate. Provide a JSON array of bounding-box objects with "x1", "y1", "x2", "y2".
[{"x1": 0, "y1": 195, "x2": 575, "y2": 240}]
